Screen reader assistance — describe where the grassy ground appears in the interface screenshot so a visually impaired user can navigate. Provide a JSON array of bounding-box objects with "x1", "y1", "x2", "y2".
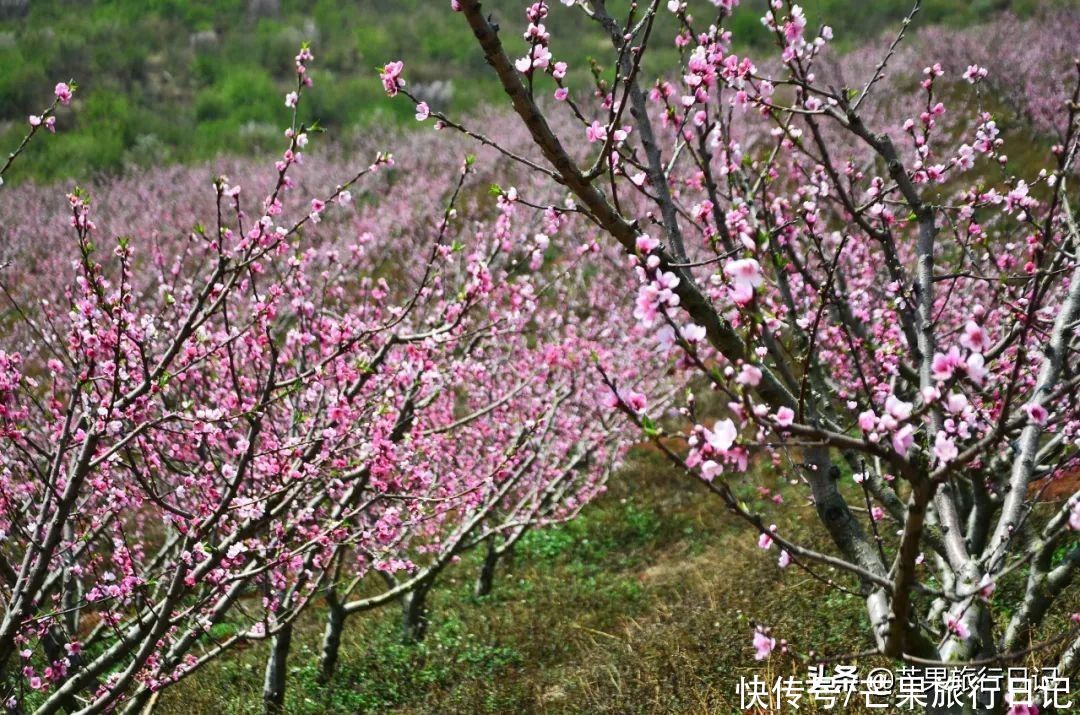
[
  {"x1": 154, "y1": 450, "x2": 883, "y2": 714},
  {"x1": 151, "y1": 445, "x2": 1073, "y2": 714}
]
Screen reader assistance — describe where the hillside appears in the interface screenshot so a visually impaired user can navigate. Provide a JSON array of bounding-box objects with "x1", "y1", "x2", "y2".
[
  {"x1": 0, "y1": 0, "x2": 1032, "y2": 184},
  {"x1": 0, "y1": 2, "x2": 1076, "y2": 713}
]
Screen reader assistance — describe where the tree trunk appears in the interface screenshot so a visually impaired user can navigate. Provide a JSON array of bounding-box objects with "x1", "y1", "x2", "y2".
[
  {"x1": 262, "y1": 622, "x2": 293, "y2": 715},
  {"x1": 474, "y1": 537, "x2": 499, "y2": 597},
  {"x1": 50, "y1": 523, "x2": 84, "y2": 713},
  {"x1": 316, "y1": 598, "x2": 346, "y2": 683},
  {"x1": 400, "y1": 580, "x2": 432, "y2": 645}
]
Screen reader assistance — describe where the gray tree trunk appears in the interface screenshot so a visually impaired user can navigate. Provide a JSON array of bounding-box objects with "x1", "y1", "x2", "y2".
[
  {"x1": 262, "y1": 622, "x2": 293, "y2": 714},
  {"x1": 474, "y1": 538, "x2": 500, "y2": 597},
  {"x1": 316, "y1": 598, "x2": 346, "y2": 683},
  {"x1": 400, "y1": 581, "x2": 433, "y2": 645}
]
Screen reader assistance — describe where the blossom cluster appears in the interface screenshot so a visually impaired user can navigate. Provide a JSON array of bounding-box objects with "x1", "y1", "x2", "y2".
[
  {"x1": 421, "y1": 0, "x2": 1080, "y2": 673},
  {"x1": 0, "y1": 49, "x2": 664, "y2": 709}
]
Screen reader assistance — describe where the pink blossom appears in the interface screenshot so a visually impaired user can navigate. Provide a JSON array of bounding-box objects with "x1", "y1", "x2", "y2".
[
  {"x1": 700, "y1": 460, "x2": 722, "y2": 481},
  {"x1": 735, "y1": 364, "x2": 762, "y2": 387},
  {"x1": 777, "y1": 550, "x2": 791, "y2": 568},
  {"x1": 380, "y1": 61, "x2": 405, "y2": 96},
  {"x1": 945, "y1": 393, "x2": 968, "y2": 413},
  {"x1": 1023, "y1": 403, "x2": 1048, "y2": 425},
  {"x1": 782, "y1": 4, "x2": 807, "y2": 45},
  {"x1": 932, "y1": 346, "x2": 962, "y2": 382},
  {"x1": 704, "y1": 419, "x2": 737, "y2": 452},
  {"x1": 965, "y1": 352, "x2": 987, "y2": 386},
  {"x1": 956, "y1": 143, "x2": 975, "y2": 171},
  {"x1": 1005, "y1": 697, "x2": 1039, "y2": 715},
  {"x1": 54, "y1": 82, "x2": 73, "y2": 105},
  {"x1": 885, "y1": 394, "x2": 913, "y2": 421},
  {"x1": 586, "y1": 121, "x2": 606, "y2": 143},
  {"x1": 963, "y1": 64, "x2": 988, "y2": 83},
  {"x1": 723, "y1": 258, "x2": 763, "y2": 306},
  {"x1": 415, "y1": 102, "x2": 430, "y2": 121},
  {"x1": 752, "y1": 628, "x2": 776, "y2": 660},
  {"x1": 959, "y1": 320, "x2": 991, "y2": 353},
  {"x1": 775, "y1": 407, "x2": 794, "y2": 427},
  {"x1": 1005, "y1": 180, "x2": 1033, "y2": 213},
  {"x1": 554, "y1": 87, "x2": 568, "y2": 101},
  {"x1": 635, "y1": 234, "x2": 659, "y2": 254},
  {"x1": 681, "y1": 323, "x2": 706, "y2": 343},
  {"x1": 944, "y1": 614, "x2": 970, "y2": 640},
  {"x1": 624, "y1": 390, "x2": 647, "y2": 414},
  {"x1": 892, "y1": 424, "x2": 915, "y2": 458},
  {"x1": 933, "y1": 432, "x2": 958, "y2": 464}
]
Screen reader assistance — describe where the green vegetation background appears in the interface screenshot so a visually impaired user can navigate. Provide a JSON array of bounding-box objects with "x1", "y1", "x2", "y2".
[{"x1": 0, "y1": 0, "x2": 1034, "y2": 184}]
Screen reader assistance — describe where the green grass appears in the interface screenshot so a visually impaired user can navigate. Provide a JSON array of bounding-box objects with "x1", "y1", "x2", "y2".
[
  {"x1": 151, "y1": 451, "x2": 870, "y2": 714},
  {"x1": 148, "y1": 445, "x2": 1072, "y2": 713},
  {"x1": 0, "y1": 0, "x2": 1042, "y2": 185}
]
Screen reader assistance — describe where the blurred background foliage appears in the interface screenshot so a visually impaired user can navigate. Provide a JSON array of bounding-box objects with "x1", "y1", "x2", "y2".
[{"x1": 0, "y1": 0, "x2": 1051, "y2": 183}]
